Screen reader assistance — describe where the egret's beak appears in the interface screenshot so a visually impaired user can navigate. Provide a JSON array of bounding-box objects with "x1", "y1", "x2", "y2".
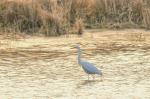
[{"x1": 70, "y1": 46, "x2": 76, "y2": 49}]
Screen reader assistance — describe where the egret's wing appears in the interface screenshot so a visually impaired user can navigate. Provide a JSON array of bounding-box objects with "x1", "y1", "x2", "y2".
[{"x1": 80, "y1": 60, "x2": 100, "y2": 74}]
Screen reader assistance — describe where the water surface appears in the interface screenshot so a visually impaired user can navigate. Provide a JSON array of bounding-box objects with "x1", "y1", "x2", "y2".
[{"x1": 0, "y1": 48, "x2": 150, "y2": 99}]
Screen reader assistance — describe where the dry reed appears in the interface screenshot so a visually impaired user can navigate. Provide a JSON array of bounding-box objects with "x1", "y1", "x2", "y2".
[{"x1": 0, "y1": 0, "x2": 150, "y2": 36}]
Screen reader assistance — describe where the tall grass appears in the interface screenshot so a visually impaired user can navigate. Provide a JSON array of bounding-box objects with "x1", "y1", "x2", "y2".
[{"x1": 0, "y1": 0, "x2": 150, "y2": 36}]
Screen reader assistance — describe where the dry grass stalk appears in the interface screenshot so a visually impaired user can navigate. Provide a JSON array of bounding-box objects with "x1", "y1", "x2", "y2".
[{"x1": 0, "y1": 0, "x2": 150, "y2": 36}]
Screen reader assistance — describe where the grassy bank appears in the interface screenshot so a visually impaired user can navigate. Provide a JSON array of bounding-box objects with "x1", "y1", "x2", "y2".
[{"x1": 0, "y1": 0, "x2": 150, "y2": 36}]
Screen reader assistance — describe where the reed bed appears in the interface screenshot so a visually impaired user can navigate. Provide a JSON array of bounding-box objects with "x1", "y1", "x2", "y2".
[{"x1": 0, "y1": 0, "x2": 150, "y2": 36}]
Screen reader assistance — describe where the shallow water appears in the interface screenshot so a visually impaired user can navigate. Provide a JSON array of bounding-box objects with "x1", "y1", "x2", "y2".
[{"x1": 0, "y1": 48, "x2": 150, "y2": 99}]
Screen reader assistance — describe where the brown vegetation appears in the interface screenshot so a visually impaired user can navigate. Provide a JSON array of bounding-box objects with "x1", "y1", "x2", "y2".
[{"x1": 0, "y1": 0, "x2": 150, "y2": 36}]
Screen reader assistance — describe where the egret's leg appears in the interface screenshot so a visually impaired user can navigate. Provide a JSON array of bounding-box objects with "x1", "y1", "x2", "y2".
[
  {"x1": 88, "y1": 74, "x2": 89, "y2": 81},
  {"x1": 92, "y1": 75, "x2": 95, "y2": 80},
  {"x1": 100, "y1": 75, "x2": 103, "y2": 81}
]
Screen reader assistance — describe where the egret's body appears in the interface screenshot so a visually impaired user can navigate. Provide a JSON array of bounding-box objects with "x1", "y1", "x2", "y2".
[{"x1": 76, "y1": 45, "x2": 102, "y2": 80}]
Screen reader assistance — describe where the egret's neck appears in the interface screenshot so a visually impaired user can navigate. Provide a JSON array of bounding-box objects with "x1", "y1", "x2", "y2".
[{"x1": 77, "y1": 48, "x2": 81, "y2": 64}]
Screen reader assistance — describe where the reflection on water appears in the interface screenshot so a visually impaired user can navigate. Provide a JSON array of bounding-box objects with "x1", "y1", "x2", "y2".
[{"x1": 0, "y1": 48, "x2": 150, "y2": 99}]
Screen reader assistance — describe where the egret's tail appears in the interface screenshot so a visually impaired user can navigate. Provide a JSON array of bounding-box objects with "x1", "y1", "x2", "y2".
[
  {"x1": 96, "y1": 70, "x2": 102, "y2": 76},
  {"x1": 98, "y1": 72, "x2": 103, "y2": 76}
]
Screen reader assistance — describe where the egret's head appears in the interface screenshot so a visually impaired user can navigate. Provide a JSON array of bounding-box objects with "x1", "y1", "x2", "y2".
[{"x1": 76, "y1": 45, "x2": 80, "y2": 49}]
